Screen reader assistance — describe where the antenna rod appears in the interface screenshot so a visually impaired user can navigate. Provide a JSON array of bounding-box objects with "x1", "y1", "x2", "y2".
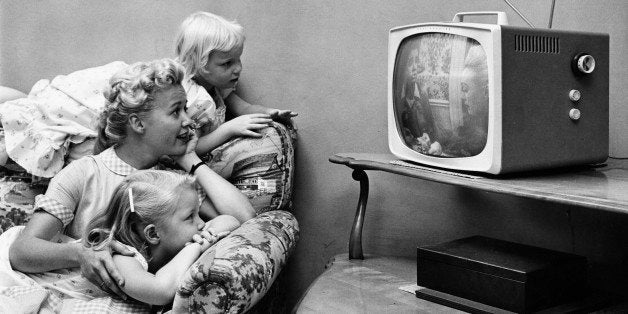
[
  {"x1": 503, "y1": 0, "x2": 535, "y2": 28},
  {"x1": 548, "y1": 0, "x2": 556, "y2": 28}
]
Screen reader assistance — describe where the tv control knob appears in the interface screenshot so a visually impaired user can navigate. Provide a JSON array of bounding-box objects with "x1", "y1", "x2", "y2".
[
  {"x1": 569, "y1": 89, "x2": 581, "y2": 102},
  {"x1": 569, "y1": 108, "x2": 581, "y2": 121},
  {"x1": 576, "y1": 54, "x2": 595, "y2": 74}
]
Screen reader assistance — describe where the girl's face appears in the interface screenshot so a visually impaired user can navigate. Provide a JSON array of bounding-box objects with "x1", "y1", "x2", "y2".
[
  {"x1": 141, "y1": 84, "x2": 193, "y2": 157},
  {"x1": 157, "y1": 188, "x2": 204, "y2": 258},
  {"x1": 197, "y1": 45, "x2": 243, "y2": 89}
]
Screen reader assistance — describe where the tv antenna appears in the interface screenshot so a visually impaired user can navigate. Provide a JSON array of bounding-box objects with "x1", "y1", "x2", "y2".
[
  {"x1": 547, "y1": 0, "x2": 556, "y2": 28},
  {"x1": 502, "y1": 0, "x2": 557, "y2": 29},
  {"x1": 502, "y1": 0, "x2": 534, "y2": 27}
]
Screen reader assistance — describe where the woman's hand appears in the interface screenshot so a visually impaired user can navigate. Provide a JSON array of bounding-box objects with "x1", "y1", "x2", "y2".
[
  {"x1": 221, "y1": 113, "x2": 272, "y2": 138},
  {"x1": 77, "y1": 240, "x2": 134, "y2": 299},
  {"x1": 173, "y1": 127, "x2": 201, "y2": 171}
]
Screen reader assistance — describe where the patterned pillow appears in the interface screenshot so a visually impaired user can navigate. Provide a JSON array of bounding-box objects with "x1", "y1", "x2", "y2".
[
  {"x1": 0, "y1": 163, "x2": 47, "y2": 235},
  {"x1": 204, "y1": 122, "x2": 297, "y2": 214}
]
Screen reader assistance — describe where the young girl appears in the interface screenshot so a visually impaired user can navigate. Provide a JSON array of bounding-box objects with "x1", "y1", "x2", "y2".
[
  {"x1": 83, "y1": 170, "x2": 240, "y2": 305},
  {"x1": 174, "y1": 11, "x2": 298, "y2": 156}
]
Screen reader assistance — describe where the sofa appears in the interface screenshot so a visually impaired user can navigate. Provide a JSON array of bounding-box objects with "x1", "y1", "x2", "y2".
[{"x1": 0, "y1": 85, "x2": 300, "y2": 313}]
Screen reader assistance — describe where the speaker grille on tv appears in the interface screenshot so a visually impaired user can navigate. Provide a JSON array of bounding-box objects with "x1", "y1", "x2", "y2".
[{"x1": 514, "y1": 35, "x2": 560, "y2": 53}]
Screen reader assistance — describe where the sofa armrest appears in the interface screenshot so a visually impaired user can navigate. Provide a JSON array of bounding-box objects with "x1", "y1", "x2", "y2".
[{"x1": 172, "y1": 210, "x2": 299, "y2": 314}]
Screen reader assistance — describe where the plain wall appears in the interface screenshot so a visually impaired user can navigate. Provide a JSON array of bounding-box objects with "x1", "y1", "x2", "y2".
[{"x1": 2, "y1": 0, "x2": 628, "y2": 310}]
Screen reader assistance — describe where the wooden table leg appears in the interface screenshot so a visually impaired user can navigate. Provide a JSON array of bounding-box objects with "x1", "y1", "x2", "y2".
[{"x1": 349, "y1": 168, "x2": 369, "y2": 259}]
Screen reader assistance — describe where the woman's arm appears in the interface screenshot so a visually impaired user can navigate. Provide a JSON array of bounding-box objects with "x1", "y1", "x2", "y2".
[
  {"x1": 9, "y1": 211, "x2": 131, "y2": 299},
  {"x1": 9, "y1": 159, "x2": 132, "y2": 298},
  {"x1": 179, "y1": 153, "x2": 255, "y2": 223},
  {"x1": 113, "y1": 242, "x2": 205, "y2": 305},
  {"x1": 175, "y1": 133, "x2": 254, "y2": 222},
  {"x1": 9, "y1": 211, "x2": 80, "y2": 271}
]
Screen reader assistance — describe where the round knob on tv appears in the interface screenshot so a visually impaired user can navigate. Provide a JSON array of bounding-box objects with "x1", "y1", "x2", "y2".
[
  {"x1": 569, "y1": 89, "x2": 581, "y2": 102},
  {"x1": 576, "y1": 54, "x2": 596, "y2": 74},
  {"x1": 569, "y1": 108, "x2": 581, "y2": 121}
]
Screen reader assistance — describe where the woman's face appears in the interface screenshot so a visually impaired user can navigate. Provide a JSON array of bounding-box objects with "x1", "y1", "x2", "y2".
[
  {"x1": 141, "y1": 84, "x2": 193, "y2": 157},
  {"x1": 197, "y1": 45, "x2": 243, "y2": 90}
]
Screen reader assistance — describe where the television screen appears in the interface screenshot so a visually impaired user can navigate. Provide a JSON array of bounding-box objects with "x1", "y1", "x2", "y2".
[{"x1": 393, "y1": 33, "x2": 489, "y2": 158}]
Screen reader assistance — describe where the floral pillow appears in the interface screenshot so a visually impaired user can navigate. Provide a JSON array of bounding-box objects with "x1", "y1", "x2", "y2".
[{"x1": 0, "y1": 163, "x2": 47, "y2": 235}]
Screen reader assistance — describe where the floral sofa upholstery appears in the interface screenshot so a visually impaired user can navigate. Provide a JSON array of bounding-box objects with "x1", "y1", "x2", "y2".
[{"x1": 0, "y1": 119, "x2": 299, "y2": 313}]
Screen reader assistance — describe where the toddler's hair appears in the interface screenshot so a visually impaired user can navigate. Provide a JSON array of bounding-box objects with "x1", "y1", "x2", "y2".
[
  {"x1": 175, "y1": 11, "x2": 245, "y2": 78},
  {"x1": 94, "y1": 59, "x2": 185, "y2": 154},
  {"x1": 83, "y1": 170, "x2": 197, "y2": 258}
]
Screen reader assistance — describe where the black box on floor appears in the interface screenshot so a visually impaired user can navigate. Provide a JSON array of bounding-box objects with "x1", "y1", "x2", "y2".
[{"x1": 417, "y1": 236, "x2": 587, "y2": 313}]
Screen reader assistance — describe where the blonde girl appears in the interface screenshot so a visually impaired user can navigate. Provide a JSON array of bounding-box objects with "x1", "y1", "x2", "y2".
[
  {"x1": 174, "y1": 11, "x2": 298, "y2": 156},
  {"x1": 84, "y1": 170, "x2": 240, "y2": 305}
]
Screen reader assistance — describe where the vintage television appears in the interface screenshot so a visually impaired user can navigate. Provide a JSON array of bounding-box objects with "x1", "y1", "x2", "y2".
[{"x1": 388, "y1": 12, "x2": 609, "y2": 174}]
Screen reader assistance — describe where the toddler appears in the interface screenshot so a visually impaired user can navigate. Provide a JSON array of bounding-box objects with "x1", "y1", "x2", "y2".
[
  {"x1": 175, "y1": 11, "x2": 298, "y2": 156},
  {"x1": 83, "y1": 169, "x2": 240, "y2": 305}
]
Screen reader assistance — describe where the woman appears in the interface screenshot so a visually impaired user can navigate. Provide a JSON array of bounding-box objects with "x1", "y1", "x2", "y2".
[{"x1": 6, "y1": 59, "x2": 255, "y2": 299}]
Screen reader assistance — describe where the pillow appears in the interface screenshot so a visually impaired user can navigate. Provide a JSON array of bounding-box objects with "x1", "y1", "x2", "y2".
[{"x1": 204, "y1": 122, "x2": 297, "y2": 214}]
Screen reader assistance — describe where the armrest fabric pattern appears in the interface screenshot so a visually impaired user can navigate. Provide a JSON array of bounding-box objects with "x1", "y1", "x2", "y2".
[{"x1": 172, "y1": 210, "x2": 299, "y2": 314}]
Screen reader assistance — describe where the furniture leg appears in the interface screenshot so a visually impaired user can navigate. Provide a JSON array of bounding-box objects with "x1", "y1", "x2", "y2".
[{"x1": 349, "y1": 168, "x2": 369, "y2": 259}]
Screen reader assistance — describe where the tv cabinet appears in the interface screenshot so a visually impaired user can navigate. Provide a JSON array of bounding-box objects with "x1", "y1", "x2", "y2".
[{"x1": 295, "y1": 153, "x2": 628, "y2": 313}]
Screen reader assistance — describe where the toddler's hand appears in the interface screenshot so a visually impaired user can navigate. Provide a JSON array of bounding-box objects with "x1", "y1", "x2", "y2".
[
  {"x1": 268, "y1": 109, "x2": 297, "y2": 120},
  {"x1": 222, "y1": 113, "x2": 272, "y2": 138},
  {"x1": 267, "y1": 108, "x2": 298, "y2": 127}
]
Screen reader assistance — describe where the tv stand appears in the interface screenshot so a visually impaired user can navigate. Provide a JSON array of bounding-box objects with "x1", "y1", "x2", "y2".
[
  {"x1": 330, "y1": 152, "x2": 628, "y2": 260},
  {"x1": 294, "y1": 153, "x2": 628, "y2": 313}
]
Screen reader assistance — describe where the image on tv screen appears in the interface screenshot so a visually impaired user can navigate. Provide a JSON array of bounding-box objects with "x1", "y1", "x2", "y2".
[{"x1": 393, "y1": 32, "x2": 489, "y2": 158}]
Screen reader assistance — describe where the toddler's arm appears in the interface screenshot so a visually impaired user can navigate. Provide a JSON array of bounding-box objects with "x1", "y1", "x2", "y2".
[
  {"x1": 112, "y1": 242, "x2": 208, "y2": 305},
  {"x1": 194, "y1": 113, "x2": 272, "y2": 155},
  {"x1": 225, "y1": 93, "x2": 297, "y2": 123}
]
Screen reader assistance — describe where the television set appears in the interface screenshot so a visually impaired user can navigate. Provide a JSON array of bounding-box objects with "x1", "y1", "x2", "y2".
[{"x1": 387, "y1": 11, "x2": 609, "y2": 174}]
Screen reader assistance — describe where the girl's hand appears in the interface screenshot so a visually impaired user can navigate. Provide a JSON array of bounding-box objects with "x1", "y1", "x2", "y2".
[
  {"x1": 77, "y1": 240, "x2": 134, "y2": 300},
  {"x1": 188, "y1": 228, "x2": 230, "y2": 252},
  {"x1": 221, "y1": 113, "x2": 272, "y2": 138}
]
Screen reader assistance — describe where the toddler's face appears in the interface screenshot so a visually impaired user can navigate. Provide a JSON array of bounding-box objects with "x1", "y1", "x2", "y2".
[{"x1": 198, "y1": 45, "x2": 243, "y2": 90}]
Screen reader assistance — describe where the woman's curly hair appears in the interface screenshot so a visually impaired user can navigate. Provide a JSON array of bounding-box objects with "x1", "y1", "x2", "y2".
[{"x1": 94, "y1": 59, "x2": 185, "y2": 154}]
